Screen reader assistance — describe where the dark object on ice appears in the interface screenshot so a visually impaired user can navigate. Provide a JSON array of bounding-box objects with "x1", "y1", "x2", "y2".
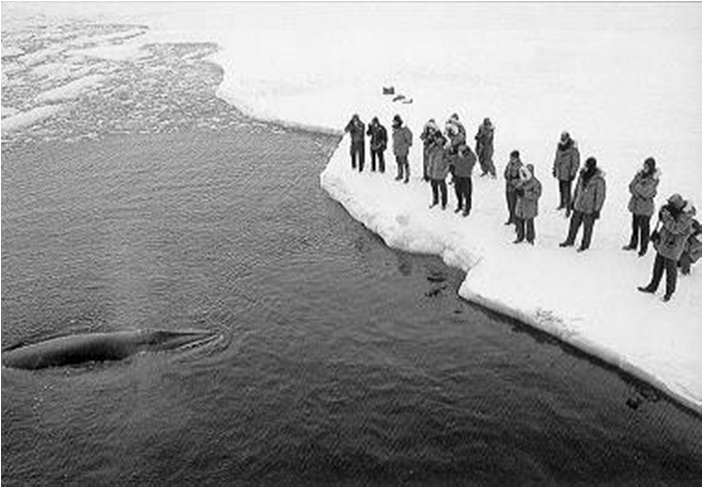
[
  {"x1": 344, "y1": 114, "x2": 366, "y2": 172},
  {"x1": 401, "y1": 98, "x2": 413, "y2": 104},
  {"x1": 475, "y1": 118, "x2": 497, "y2": 177},
  {"x1": 626, "y1": 397, "x2": 643, "y2": 410},
  {"x1": 392, "y1": 94, "x2": 406, "y2": 102},
  {"x1": 2, "y1": 329, "x2": 220, "y2": 370},
  {"x1": 560, "y1": 157, "x2": 606, "y2": 251},
  {"x1": 638, "y1": 194, "x2": 696, "y2": 302},
  {"x1": 425, "y1": 285, "x2": 447, "y2": 297},
  {"x1": 552, "y1": 131, "x2": 580, "y2": 215},
  {"x1": 366, "y1": 117, "x2": 388, "y2": 173},
  {"x1": 382, "y1": 86, "x2": 395, "y2": 95}
]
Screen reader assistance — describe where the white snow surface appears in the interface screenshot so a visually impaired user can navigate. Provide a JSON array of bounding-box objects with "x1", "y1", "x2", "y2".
[
  {"x1": 321, "y1": 134, "x2": 702, "y2": 413},
  {"x1": 4, "y1": 2, "x2": 701, "y2": 410}
]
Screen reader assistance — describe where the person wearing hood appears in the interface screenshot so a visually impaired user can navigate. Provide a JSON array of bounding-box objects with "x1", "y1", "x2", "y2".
[
  {"x1": 427, "y1": 131, "x2": 450, "y2": 210},
  {"x1": 503, "y1": 150, "x2": 524, "y2": 226},
  {"x1": 344, "y1": 114, "x2": 366, "y2": 172},
  {"x1": 420, "y1": 119, "x2": 440, "y2": 182},
  {"x1": 623, "y1": 157, "x2": 659, "y2": 256},
  {"x1": 559, "y1": 157, "x2": 606, "y2": 252},
  {"x1": 449, "y1": 142, "x2": 477, "y2": 216},
  {"x1": 638, "y1": 194, "x2": 696, "y2": 302},
  {"x1": 552, "y1": 131, "x2": 580, "y2": 216},
  {"x1": 392, "y1": 114, "x2": 413, "y2": 184},
  {"x1": 514, "y1": 164, "x2": 542, "y2": 244},
  {"x1": 679, "y1": 217, "x2": 702, "y2": 275},
  {"x1": 445, "y1": 113, "x2": 467, "y2": 152},
  {"x1": 475, "y1": 118, "x2": 496, "y2": 177},
  {"x1": 366, "y1": 117, "x2": 388, "y2": 173}
]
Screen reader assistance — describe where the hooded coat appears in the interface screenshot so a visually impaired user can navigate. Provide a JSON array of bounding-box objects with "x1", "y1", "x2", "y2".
[
  {"x1": 345, "y1": 117, "x2": 365, "y2": 145},
  {"x1": 475, "y1": 123, "x2": 494, "y2": 161},
  {"x1": 426, "y1": 137, "x2": 450, "y2": 180},
  {"x1": 655, "y1": 201, "x2": 696, "y2": 261},
  {"x1": 553, "y1": 139, "x2": 580, "y2": 181},
  {"x1": 627, "y1": 169, "x2": 659, "y2": 216},
  {"x1": 515, "y1": 166, "x2": 542, "y2": 219},
  {"x1": 366, "y1": 122, "x2": 388, "y2": 152},
  {"x1": 573, "y1": 168, "x2": 606, "y2": 214},
  {"x1": 393, "y1": 125, "x2": 413, "y2": 157},
  {"x1": 504, "y1": 157, "x2": 523, "y2": 192}
]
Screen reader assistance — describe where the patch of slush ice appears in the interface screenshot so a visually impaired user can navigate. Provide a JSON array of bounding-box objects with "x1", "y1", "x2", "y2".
[
  {"x1": 35, "y1": 74, "x2": 106, "y2": 103},
  {"x1": 1, "y1": 104, "x2": 68, "y2": 134}
]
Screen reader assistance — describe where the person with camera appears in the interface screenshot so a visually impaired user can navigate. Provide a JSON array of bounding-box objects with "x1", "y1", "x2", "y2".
[
  {"x1": 366, "y1": 117, "x2": 388, "y2": 173},
  {"x1": 638, "y1": 194, "x2": 696, "y2": 302}
]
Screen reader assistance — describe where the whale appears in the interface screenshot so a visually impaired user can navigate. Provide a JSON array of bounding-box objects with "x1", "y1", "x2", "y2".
[{"x1": 1, "y1": 329, "x2": 219, "y2": 370}]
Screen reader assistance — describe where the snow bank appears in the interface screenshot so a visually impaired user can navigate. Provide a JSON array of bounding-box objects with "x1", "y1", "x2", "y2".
[
  {"x1": 35, "y1": 75, "x2": 105, "y2": 103},
  {"x1": 321, "y1": 136, "x2": 702, "y2": 413}
]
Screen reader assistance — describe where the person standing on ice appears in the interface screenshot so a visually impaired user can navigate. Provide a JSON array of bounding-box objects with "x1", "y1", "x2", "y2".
[
  {"x1": 392, "y1": 115, "x2": 413, "y2": 183},
  {"x1": 449, "y1": 142, "x2": 476, "y2": 216},
  {"x1": 623, "y1": 157, "x2": 659, "y2": 256},
  {"x1": 427, "y1": 131, "x2": 450, "y2": 210},
  {"x1": 475, "y1": 118, "x2": 496, "y2": 177},
  {"x1": 513, "y1": 164, "x2": 542, "y2": 244},
  {"x1": 638, "y1": 194, "x2": 696, "y2": 302},
  {"x1": 503, "y1": 150, "x2": 524, "y2": 226},
  {"x1": 552, "y1": 131, "x2": 580, "y2": 217},
  {"x1": 366, "y1": 117, "x2": 388, "y2": 173},
  {"x1": 344, "y1": 114, "x2": 366, "y2": 172},
  {"x1": 420, "y1": 119, "x2": 440, "y2": 181},
  {"x1": 559, "y1": 157, "x2": 606, "y2": 252},
  {"x1": 445, "y1": 113, "x2": 466, "y2": 153}
]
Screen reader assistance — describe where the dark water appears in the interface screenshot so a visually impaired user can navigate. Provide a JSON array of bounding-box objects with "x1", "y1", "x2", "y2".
[{"x1": 2, "y1": 128, "x2": 702, "y2": 485}]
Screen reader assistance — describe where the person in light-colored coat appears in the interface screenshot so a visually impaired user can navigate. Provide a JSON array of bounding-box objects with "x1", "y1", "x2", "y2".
[
  {"x1": 392, "y1": 115, "x2": 413, "y2": 183},
  {"x1": 639, "y1": 194, "x2": 696, "y2": 302},
  {"x1": 623, "y1": 157, "x2": 659, "y2": 256},
  {"x1": 559, "y1": 157, "x2": 606, "y2": 252},
  {"x1": 427, "y1": 132, "x2": 450, "y2": 209},
  {"x1": 514, "y1": 164, "x2": 542, "y2": 244}
]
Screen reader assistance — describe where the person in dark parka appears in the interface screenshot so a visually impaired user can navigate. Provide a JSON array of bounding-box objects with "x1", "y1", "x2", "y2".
[
  {"x1": 514, "y1": 164, "x2": 542, "y2": 244},
  {"x1": 552, "y1": 131, "x2": 580, "y2": 216},
  {"x1": 559, "y1": 157, "x2": 606, "y2": 252},
  {"x1": 623, "y1": 157, "x2": 659, "y2": 256},
  {"x1": 426, "y1": 132, "x2": 450, "y2": 209},
  {"x1": 420, "y1": 119, "x2": 440, "y2": 181},
  {"x1": 638, "y1": 194, "x2": 696, "y2": 302},
  {"x1": 475, "y1": 118, "x2": 496, "y2": 177},
  {"x1": 366, "y1": 117, "x2": 388, "y2": 173},
  {"x1": 344, "y1": 114, "x2": 365, "y2": 172},
  {"x1": 503, "y1": 150, "x2": 524, "y2": 225},
  {"x1": 392, "y1": 115, "x2": 413, "y2": 184},
  {"x1": 449, "y1": 142, "x2": 477, "y2": 216}
]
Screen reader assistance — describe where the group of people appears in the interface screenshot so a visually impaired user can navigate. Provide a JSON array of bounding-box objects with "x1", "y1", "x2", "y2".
[{"x1": 344, "y1": 114, "x2": 700, "y2": 302}]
